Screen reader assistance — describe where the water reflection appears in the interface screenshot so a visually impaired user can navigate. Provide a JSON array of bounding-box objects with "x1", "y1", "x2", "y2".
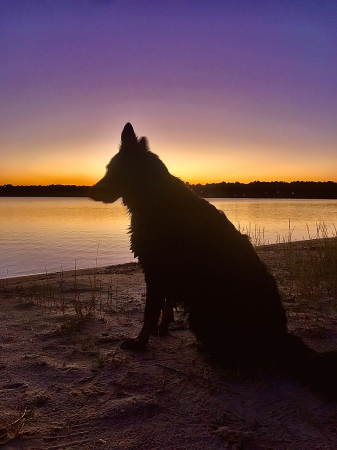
[
  {"x1": 0, "y1": 198, "x2": 133, "y2": 278},
  {"x1": 212, "y1": 198, "x2": 337, "y2": 243}
]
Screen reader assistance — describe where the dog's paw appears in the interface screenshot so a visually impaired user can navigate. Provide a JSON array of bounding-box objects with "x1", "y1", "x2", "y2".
[{"x1": 120, "y1": 337, "x2": 147, "y2": 351}]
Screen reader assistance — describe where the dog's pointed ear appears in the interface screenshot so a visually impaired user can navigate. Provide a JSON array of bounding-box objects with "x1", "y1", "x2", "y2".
[
  {"x1": 120, "y1": 123, "x2": 138, "y2": 152},
  {"x1": 121, "y1": 123, "x2": 136, "y2": 142},
  {"x1": 138, "y1": 137, "x2": 149, "y2": 153}
]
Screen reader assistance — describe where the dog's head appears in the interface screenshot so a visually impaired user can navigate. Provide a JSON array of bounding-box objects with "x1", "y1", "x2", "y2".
[{"x1": 90, "y1": 123, "x2": 168, "y2": 204}]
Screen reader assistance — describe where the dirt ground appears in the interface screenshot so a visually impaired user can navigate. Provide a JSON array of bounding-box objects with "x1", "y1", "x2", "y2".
[{"x1": 1, "y1": 244, "x2": 337, "y2": 449}]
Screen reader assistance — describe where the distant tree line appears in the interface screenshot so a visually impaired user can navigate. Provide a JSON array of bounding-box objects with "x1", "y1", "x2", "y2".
[
  {"x1": 1, "y1": 181, "x2": 337, "y2": 199},
  {"x1": 0, "y1": 184, "x2": 91, "y2": 197},
  {"x1": 188, "y1": 181, "x2": 337, "y2": 199}
]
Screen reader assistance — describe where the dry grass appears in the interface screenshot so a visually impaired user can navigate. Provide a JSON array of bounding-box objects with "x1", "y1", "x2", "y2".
[{"x1": 256, "y1": 225, "x2": 337, "y2": 321}]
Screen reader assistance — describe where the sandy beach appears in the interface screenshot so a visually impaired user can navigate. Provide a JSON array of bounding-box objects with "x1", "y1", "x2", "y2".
[{"x1": 1, "y1": 241, "x2": 337, "y2": 449}]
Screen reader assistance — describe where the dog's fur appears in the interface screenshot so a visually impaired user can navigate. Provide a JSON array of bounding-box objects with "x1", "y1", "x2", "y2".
[{"x1": 90, "y1": 123, "x2": 337, "y2": 398}]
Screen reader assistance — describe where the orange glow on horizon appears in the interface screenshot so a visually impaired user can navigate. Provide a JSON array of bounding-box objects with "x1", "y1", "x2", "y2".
[
  {"x1": 1, "y1": 141, "x2": 337, "y2": 186},
  {"x1": 2, "y1": 170, "x2": 337, "y2": 187}
]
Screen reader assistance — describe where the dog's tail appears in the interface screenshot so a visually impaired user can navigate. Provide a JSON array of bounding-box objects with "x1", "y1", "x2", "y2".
[{"x1": 280, "y1": 333, "x2": 337, "y2": 400}]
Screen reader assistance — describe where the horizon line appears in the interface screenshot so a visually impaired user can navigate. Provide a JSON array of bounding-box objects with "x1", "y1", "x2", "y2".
[{"x1": 2, "y1": 180, "x2": 337, "y2": 187}]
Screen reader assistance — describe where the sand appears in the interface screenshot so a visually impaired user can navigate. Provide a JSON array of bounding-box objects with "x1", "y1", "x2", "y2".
[{"x1": 1, "y1": 243, "x2": 337, "y2": 449}]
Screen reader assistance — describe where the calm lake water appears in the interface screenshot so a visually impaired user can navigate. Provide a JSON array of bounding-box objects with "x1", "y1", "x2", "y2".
[{"x1": 1, "y1": 197, "x2": 337, "y2": 278}]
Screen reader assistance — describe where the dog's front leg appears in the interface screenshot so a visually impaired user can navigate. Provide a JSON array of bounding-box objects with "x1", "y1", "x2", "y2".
[{"x1": 121, "y1": 277, "x2": 165, "y2": 350}]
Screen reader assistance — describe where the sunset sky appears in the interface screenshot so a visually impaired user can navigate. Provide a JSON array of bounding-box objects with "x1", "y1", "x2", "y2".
[{"x1": 1, "y1": 0, "x2": 336, "y2": 185}]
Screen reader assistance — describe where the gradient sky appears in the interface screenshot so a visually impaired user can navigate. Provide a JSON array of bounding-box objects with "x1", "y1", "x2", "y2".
[{"x1": 1, "y1": 0, "x2": 336, "y2": 185}]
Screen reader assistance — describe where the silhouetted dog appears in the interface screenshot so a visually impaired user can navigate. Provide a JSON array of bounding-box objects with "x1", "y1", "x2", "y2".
[{"x1": 90, "y1": 123, "x2": 337, "y2": 399}]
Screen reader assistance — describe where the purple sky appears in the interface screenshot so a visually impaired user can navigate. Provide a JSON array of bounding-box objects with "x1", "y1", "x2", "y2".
[{"x1": 1, "y1": 0, "x2": 336, "y2": 185}]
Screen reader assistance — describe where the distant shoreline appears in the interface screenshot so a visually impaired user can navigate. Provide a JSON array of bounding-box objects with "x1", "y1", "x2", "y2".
[{"x1": 1, "y1": 181, "x2": 337, "y2": 199}]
